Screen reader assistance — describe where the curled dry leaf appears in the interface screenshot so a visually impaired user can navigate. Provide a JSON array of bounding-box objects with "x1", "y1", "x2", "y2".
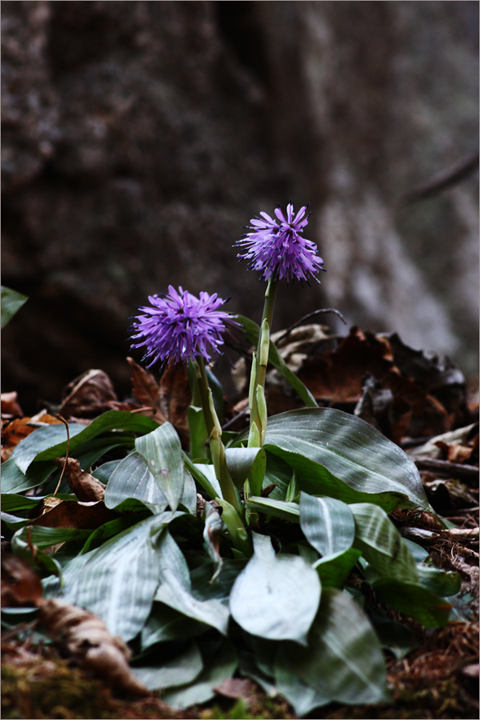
[
  {"x1": 127, "y1": 356, "x2": 167, "y2": 423},
  {"x1": 1, "y1": 391, "x2": 23, "y2": 418},
  {"x1": 1, "y1": 413, "x2": 62, "y2": 462},
  {"x1": 53, "y1": 457, "x2": 106, "y2": 501},
  {"x1": 39, "y1": 599, "x2": 149, "y2": 696},
  {"x1": 58, "y1": 369, "x2": 119, "y2": 418},
  {"x1": 1, "y1": 553, "x2": 43, "y2": 607},
  {"x1": 2, "y1": 554, "x2": 148, "y2": 696},
  {"x1": 30, "y1": 499, "x2": 118, "y2": 531}
]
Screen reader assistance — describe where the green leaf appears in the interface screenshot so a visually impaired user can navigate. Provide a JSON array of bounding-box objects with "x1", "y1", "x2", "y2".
[
  {"x1": 313, "y1": 548, "x2": 362, "y2": 588},
  {"x1": 105, "y1": 451, "x2": 168, "y2": 511},
  {"x1": 225, "y1": 447, "x2": 266, "y2": 495},
  {"x1": 1, "y1": 494, "x2": 42, "y2": 513},
  {"x1": 416, "y1": 564, "x2": 461, "y2": 597},
  {"x1": 229, "y1": 532, "x2": 321, "y2": 644},
  {"x1": 351, "y1": 503, "x2": 419, "y2": 582},
  {"x1": 133, "y1": 641, "x2": 203, "y2": 691},
  {"x1": 236, "y1": 315, "x2": 318, "y2": 408},
  {"x1": 373, "y1": 579, "x2": 453, "y2": 628},
  {"x1": 368, "y1": 607, "x2": 417, "y2": 660},
  {"x1": 300, "y1": 492, "x2": 355, "y2": 558},
  {"x1": 184, "y1": 455, "x2": 222, "y2": 500},
  {"x1": 190, "y1": 558, "x2": 248, "y2": 602},
  {"x1": 1, "y1": 286, "x2": 28, "y2": 328},
  {"x1": 141, "y1": 603, "x2": 209, "y2": 649},
  {"x1": 135, "y1": 422, "x2": 185, "y2": 512},
  {"x1": 275, "y1": 643, "x2": 330, "y2": 716},
  {"x1": 245, "y1": 496, "x2": 300, "y2": 522},
  {"x1": 11, "y1": 411, "x2": 159, "y2": 474},
  {"x1": 46, "y1": 512, "x2": 180, "y2": 641},
  {"x1": 288, "y1": 587, "x2": 390, "y2": 704},
  {"x1": 154, "y1": 530, "x2": 230, "y2": 635},
  {"x1": 260, "y1": 408, "x2": 429, "y2": 511},
  {"x1": 161, "y1": 639, "x2": 237, "y2": 710},
  {"x1": 11, "y1": 524, "x2": 92, "y2": 549}
]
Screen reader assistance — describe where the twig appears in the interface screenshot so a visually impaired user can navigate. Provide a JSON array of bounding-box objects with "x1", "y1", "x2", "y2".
[
  {"x1": 276, "y1": 308, "x2": 348, "y2": 344},
  {"x1": 53, "y1": 415, "x2": 70, "y2": 496},
  {"x1": 414, "y1": 457, "x2": 479, "y2": 481},
  {"x1": 402, "y1": 150, "x2": 479, "y2": 204}
]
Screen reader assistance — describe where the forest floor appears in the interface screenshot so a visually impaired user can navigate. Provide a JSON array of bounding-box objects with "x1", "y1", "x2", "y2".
[{"x1": 2, "y1": 325, "x2": 479, "y2": 719}]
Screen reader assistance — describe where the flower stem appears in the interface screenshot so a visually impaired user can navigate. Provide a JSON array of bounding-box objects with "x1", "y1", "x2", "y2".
[
  {"x1": 193, "y1": 357, "x2": 242, "y2": 515},
  {"x1": 248, "y1": 276, "x2": 278, "y2": 447}
]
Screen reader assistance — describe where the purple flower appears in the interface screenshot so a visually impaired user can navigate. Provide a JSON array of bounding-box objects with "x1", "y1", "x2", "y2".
[
  {"x1": 236, "y1": 202, "x2": 325, "y2": 283},
  {"x1": 131, "y1": 286, "x2": 235, "y2": 367}
]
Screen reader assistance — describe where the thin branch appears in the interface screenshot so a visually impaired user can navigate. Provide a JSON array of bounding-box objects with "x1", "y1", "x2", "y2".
[
  {"x1": 276, "y1": 308, "x2": 348, "y2": 345},
  {"x1": 402, "y1": 150, "x2": 479, "y2": 205}
]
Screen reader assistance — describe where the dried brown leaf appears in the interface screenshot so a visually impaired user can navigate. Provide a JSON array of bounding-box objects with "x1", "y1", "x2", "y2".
[
  {"x1": 30, "y1": 499, "x2": 117, "y2": 531},
  {"x1": 39, "y1": 599, "x2": 148, "y2": 696},
  {"x1": 58, "y1": 369, "x2": 119, "y2": 418},
  {"x1": 1, "y1": 391, "x2": 23, "y2": 418},
  {"x1": 126, "y1": 356, "x2": 167, "y2": 423},
  {"x1": 1, "y1": 554, "x2": 43, "y2": 607},
  {"x1": 213, "y1": 677, "x2": 258, "y2": 701},
  {"x1": 159, "y1": 360, "x2": 191, "y2": 439},
  {"x1": 52, "y1": 457, "x2": 106, "y2": 501}
]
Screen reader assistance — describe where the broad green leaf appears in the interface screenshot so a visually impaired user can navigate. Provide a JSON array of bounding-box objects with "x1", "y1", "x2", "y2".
[
  {"x1": 105, "y1": 451, "x2": 168, "y2": 510},
  {"x1": 10, "y1": 411, "x2": 159, "y2": 474},
  {"x1": 373, "y1": 579, "x2": 452, "y2": 628},
  {"x1": 300, "y1": 492, "x2": 355, "y2": 558},
  {"x1": 92, "y1": 459, "x2": 122, "y2": 483},
  {"x1": 133, "y1": 641, "x2": 203, "y2": 691},
  {"x1": 184, "y1": 455, "x2": 222, "y2": 499},
  {"x1": 313, "y1": 548, "x2": 362, "y2": 588},
  {"x1": 260, "y1": 408, "x2": 429, "y2": 510},
  {"x1": 369, "y1": 607, "x2": 417, "y2": 660},
  {"x1": 46, "y1": 512, "x2": 180, "y2": 641},
  {"x1": 190, "y1": 558, "x2": 247, "y2": 602},
  {"x1": 1, "y1": 286, "x2": 28, "y2": 328},
  {"x1": 236, "y1": 315, "x2": 318, "y2": 408},
  {"x1": 351, "y1": 503, "x2": 418, "y2": 583},
  {"x1": 216, "y1": 499, "x2": 252, "y2": 557},
  {"x1": 162, "y1": 639, "x2": 237, "y2": 710},
  {"x1": 180, "y1": 470, "x2": 198, "y2": 514},
  {"x1": 11, "y1": 524, "x2": 92, "y2": 548},
  {"x1": 154, "y1": 531, "x2": 229, "y2": 635},
  {"x1": 288, "y1": 587, "x2": 389, "y2": 704},
  {"x1": 416, "y1": 564, "x2": 461, "y2": 597},
  {"x1": 225, "y1": 447, "x2": 266, "y2": 491},
  {"x1": 1, "y1": 494, "x2": 42, "y2": 513},
  {"x1": 1, "y1": 512, "x2": 33, "y2": 531},
  {"x1": 141, "y1": 603, "x2": 209, "y2": 649},
  {"x1": 246, "y1": 496, "x2": 300, "y2": 522},
  {"x1": 10, "y1": 424, "x2": 86, "y2": 473},
  {"x1": 275, "y1": 643, "x2": 330, "y2": 716},
  {"x1": 136, "y1": 423, "x2": 184, "y2": 512},
  {"x1": 229, "y1": 532, "x2": 321, "y2": 644},
  {"x1": 80, "y1": 515, "x2": 148, "y2": 554}
]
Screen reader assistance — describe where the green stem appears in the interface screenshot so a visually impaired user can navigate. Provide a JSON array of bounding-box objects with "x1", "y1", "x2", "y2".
[
  {"x1": 194, "y1": 356, "x2": 242, "y2": 515},
  {"x1": 248, "y1": 276, "x2": 279, "y2": 446}
]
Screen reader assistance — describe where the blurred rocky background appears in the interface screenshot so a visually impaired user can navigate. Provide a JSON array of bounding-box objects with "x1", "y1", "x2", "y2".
[{"x1": 2, "y1": 1, "x2": 478, "y2": 412}]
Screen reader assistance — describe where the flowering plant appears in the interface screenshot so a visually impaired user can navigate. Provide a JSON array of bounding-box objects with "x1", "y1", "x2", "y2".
[{"x1": 2, "y1": 202, "x2": 462, "y2": 716}]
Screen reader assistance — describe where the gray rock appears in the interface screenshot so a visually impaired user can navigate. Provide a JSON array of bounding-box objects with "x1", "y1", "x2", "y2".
[{"x1": 2, "y1": 1, "x2": 478, "y2": 410}]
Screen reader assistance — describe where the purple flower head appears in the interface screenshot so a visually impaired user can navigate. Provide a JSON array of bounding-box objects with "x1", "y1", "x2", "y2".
[
  {"x1": 236, "y1": 202, "x2": 325, "y2": 283},
  {"x1": 130, "y1": 286, "x2": 235, "y2": 367}
]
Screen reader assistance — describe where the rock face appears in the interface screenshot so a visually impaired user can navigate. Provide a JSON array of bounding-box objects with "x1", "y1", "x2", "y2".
[{"x1": 2, "y1": 1, "x2": 478, "y2": 410}]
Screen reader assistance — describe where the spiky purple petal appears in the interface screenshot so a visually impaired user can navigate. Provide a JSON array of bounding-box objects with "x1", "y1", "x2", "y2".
[
  {"x1": 130, "y1": 286, "x2": 235, "y2": 367},
  {"x1": 236, "y1": 202, "x2": 324, "y2": 283}
]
